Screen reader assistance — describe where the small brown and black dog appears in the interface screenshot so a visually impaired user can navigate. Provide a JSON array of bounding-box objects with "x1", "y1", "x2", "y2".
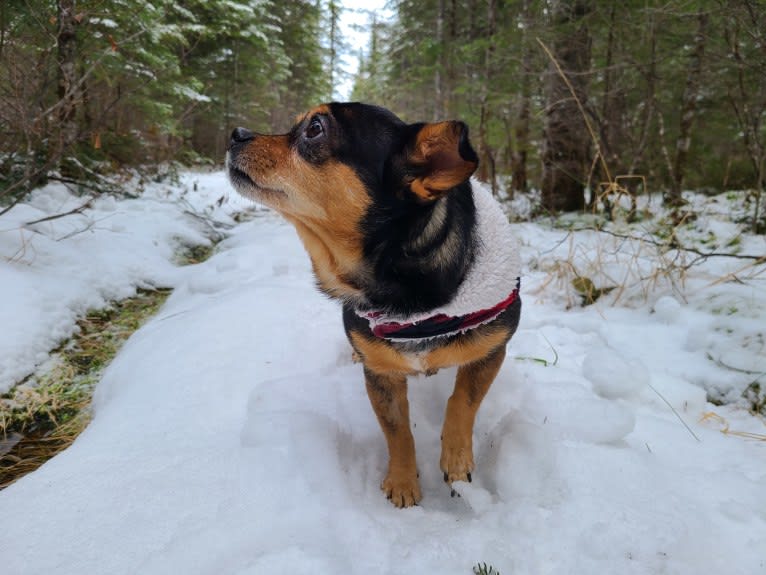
[{"x1": 227, "y1": 103, "x2": 521, "y2": 507}]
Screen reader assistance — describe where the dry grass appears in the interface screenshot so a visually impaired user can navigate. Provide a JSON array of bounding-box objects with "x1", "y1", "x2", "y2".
[
  {"x1": 0, "y1": 405, "x2": 90, "y2": 488},
  {"x1": 0, "y1": 288, "x2": 171, "y2": 489},
  {"x1": 700, "y1": 412, "x2": 766, "y2": 442},
  {"x1": 532, "y1": 220, "x2": 697, "y2": 309},
  {"x1": 0, "y1": 233, "x2": 221, "y2": 489},
  {"x1": 532, "y1": 201, "x2": 766, "y2": 310},
  {"x1": 594, "y1": 175, "x2": 646, "y2": 222}
]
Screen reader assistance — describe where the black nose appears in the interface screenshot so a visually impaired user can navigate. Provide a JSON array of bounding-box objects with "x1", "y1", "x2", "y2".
[{"x1": 230, "y1": 127, "x2": 255, "y2": 143}]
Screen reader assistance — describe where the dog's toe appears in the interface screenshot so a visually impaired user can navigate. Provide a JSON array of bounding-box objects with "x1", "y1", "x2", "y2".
[
  {"x1": 382, "y1": 472, "x2": 422, "y2": 508},
  {"x1": 440, "y1": 446, "x2": 474, "y2": 484}
]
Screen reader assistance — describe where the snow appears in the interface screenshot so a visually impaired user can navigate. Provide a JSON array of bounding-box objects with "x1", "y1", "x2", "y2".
[
  {"x1": 174, "y1": 85, "x2": 212, "y2": 103},
  {"x1": 582, "y1": 346, "x2": 649, "y2": 400},
  {"x1": 91, "y1": 17, "x2": 119, "y2": 29},
  {"x1": 653, "y1": 294, "x2": 682, "y2": 323},
  {"x1": 1, "y1": 172, "x2": 764, "y2": 574},
  {"x1": 0, "y1": 172, "x2": 240, "y2": 393}
]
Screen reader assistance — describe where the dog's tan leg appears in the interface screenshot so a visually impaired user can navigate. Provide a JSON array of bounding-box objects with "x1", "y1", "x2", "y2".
[
  {"x1": 440, "y1": 345, "x2": 506, "y2": 484},
  {"x1": 364, "y1": 367, "x2": 421, "y2": 507}
]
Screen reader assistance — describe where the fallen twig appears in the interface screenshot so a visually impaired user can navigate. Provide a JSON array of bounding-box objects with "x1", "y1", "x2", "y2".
[
  {"x1": 569, "y1": 226, "x2": 765, "y2": 262},
  {"x1": 24, "y1": 199, "x2": 93, "y2": 227}
]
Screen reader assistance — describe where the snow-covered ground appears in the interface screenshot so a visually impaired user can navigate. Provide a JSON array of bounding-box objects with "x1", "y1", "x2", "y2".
[
  {"x1": 1, "y1": 172, "x2": 764, "y2": 574},
  {"x1": 0, "y1": 172, "x2": 240, "y2": 393}
]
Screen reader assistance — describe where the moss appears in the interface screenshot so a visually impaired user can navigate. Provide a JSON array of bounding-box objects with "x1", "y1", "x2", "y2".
[
  {"x1": 572, "y1": 275, "x2": 616, "y2": 306},
  {"x1": 743, "y1": 381, "x2": 766, "y2": 416},
  {"x1": 175, "y1": 242, "x2": 216, "y2": 266}
]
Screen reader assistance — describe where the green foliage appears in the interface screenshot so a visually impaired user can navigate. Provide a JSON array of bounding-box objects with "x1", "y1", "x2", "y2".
[
  {"x1": 4, "y1": 0, "x2": 765, "y2": 218},
  {"x1": 0, "y1": 0, "x2": 331, "y2": 198},
  {"x1": 349, "y1": 0, "x2": 766, "y2": 215},
  {"x1": 473, "y1": 562, "x2": 500, "y2": 575},
  {"x1": 270, "y1": 1, "x2": 329, "y2": 127}
]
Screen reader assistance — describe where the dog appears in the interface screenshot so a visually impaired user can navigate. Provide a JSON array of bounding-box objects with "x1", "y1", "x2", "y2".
[{"x1": 226, "y1": 103, "x2": 521, "y2": 507}]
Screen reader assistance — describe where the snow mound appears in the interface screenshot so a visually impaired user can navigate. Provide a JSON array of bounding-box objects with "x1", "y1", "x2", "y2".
[
  {"x1": 583, "y1": 346, "x2": 650, "y2": 400},
  {"x1": 653, "y1": 295, "x2": 682, "y2": 323}
]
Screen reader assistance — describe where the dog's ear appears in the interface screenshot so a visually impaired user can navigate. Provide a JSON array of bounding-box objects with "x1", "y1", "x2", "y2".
[{"x1": 406, "y1": 121, "x2": 478, "y2": 202}]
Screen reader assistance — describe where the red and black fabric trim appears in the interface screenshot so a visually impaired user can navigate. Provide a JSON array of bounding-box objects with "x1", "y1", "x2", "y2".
[{"x1": 362, "y1": 278, "x2": 521, "y2": 341}]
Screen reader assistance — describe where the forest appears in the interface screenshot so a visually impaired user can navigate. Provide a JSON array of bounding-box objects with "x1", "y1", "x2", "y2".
[
  {"x1": 1, "y1": 1, "x2": 765, "y2": 228},
  {"x1": 2, "y1": 3, "x2": 766, "y2": 570}
]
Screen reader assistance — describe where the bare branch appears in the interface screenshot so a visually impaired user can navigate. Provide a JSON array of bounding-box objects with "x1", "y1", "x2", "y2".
[
  {"x1": 23, "y1": 198, "x2": 92, "y2": 227},
  {"x1": 569, "y1": 225, "x2": 766, "y2": 263}
]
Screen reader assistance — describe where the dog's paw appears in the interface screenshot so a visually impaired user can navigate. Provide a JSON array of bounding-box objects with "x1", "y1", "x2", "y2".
[
  {"x1": 381, "y1": 471, "x2": 422, "y2": 508},
  {"x1": 440, "y1": 444, "x2": 474, "y2": 484}
]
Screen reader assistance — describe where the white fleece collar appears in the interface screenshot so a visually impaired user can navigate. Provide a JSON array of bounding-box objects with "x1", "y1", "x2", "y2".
[{"x1": 357, "y1": 181, "x2": 521, "y2": 341}]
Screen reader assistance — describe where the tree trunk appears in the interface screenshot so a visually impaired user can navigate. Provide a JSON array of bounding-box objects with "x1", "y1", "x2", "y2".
[
  {"x1": 446, "y1": 0, "x2": 457, "y2": 117},
  {"x1": 435, "y1": 0, "x2": 445, "y2": 120},
  {"x1": 328, "y1": 0, "x2": 340, "y2": 100},
  {"x1": 540, "y1": 0, "x2": 592, "y2": 213},
  {"x1": 667, "y1": 12, "x2": 708, "y2": 207},
  {"x1": 592, "y1": 2, "x2": 622, "y2": 201},
  {"x1": 56, "y1": 0, "x2": 81, "y2": 174},
  {"x1": 511, "y1": 0, "x2": 533, "y2": 195},
  {"x1": 476, "y1": 0, "x2": 497, "y2": 193},
  {"x1": 725, "y1": 3, "x2": 766, "y2": 232},
  {"x1": 0, "y1": 0, "x2": 7, "y2": 59},
  {"x1": 629, "y1": 7, "x2": 658, "y2": 177}
]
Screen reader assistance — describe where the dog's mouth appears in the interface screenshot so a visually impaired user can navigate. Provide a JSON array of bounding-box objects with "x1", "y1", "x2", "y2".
[{"x1": 227, "y1": 161, "x2": 287, "y2": 203}]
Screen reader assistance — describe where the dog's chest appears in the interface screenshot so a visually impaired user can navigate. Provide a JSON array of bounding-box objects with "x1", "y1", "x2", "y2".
[
  {"x1": 349, "y1": 327, "x2": 509, "y2": 376},
  {"x1": 404, "y1": 352, "x2": 435, "y2": 375}
]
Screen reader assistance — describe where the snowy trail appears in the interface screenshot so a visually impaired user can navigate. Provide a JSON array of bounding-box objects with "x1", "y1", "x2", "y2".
[
  {"x1": 1, "y1": 173, "x2": 764, "y2": 574},
  {"x1": 0, "y1": 173, "x2": 238, "y2": 394}
]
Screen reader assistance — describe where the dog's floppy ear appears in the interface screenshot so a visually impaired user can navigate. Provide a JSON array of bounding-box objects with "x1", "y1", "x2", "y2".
[{"x1": 407, "y1": 121, "x2": 478, "y2": 202}]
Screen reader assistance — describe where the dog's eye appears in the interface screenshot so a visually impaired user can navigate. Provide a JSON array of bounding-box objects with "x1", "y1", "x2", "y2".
[{"x1": 305, "y1": 117, "x2": 324, "y2": 140}]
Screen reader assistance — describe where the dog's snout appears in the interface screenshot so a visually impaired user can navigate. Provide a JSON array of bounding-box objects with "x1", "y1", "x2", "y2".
[{"x1": 230, "y1": 127, "x2": 255, "y2": 144}]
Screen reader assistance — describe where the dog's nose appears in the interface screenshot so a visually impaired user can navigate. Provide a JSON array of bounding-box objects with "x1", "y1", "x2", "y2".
[{"x1": 230, "y1": 127, "x2": 255, "y2": 143}]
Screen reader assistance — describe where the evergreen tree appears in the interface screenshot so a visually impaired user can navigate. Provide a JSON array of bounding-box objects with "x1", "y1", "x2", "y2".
[
  {"x1": 4, "y1": 0, "x2": 765, "y2": 216},
  {"x1": 0, "y1": 0, "x2": 331, "y2": 197}
]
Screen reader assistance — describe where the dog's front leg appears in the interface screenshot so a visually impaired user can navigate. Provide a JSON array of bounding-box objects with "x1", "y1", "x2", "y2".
[
  {"x1": 440, "y1": 345, "x2": 506, "y2": 484},
  {"x1": 363, "y1": 367, "x2": 421, "y2": 508}
]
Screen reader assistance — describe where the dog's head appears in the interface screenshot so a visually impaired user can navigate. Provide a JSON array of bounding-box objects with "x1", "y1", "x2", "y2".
[{"x1": 226, "y1": 102, "x2": 478, "y2": 305}]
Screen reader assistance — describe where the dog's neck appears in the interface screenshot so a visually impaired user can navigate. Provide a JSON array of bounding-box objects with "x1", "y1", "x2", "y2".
[{"x1": 286, "y1": 214, "x2": 368, "y2": 302}]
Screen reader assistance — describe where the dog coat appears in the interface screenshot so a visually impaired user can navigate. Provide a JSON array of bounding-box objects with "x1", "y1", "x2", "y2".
[{"x1": 357, "y1": 182, "x2": 521, "y2": 341}]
